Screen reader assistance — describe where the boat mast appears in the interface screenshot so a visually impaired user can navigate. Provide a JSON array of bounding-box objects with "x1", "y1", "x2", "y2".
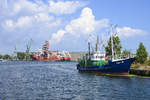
[
  {"x1": 111, "y1": 25, "x2": 114, "y2": 61},
  {"x1": 95, "y1": 36, "x2": 99, "y2": 52},
  {"x1": 88, "y1": 42, "x2": 91, "y2": 59}
]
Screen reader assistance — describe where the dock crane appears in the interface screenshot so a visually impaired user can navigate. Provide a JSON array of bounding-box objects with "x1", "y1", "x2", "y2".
[
  {"x1": 25, "y1": 39, "x2": 33, "y2": 60},
  {"x1": 12, "y1": 46, "x2": 18, "y2": 60}
]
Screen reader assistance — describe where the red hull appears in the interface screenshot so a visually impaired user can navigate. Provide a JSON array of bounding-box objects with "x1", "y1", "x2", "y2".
[{"x1": 30, "y1": 54, "x2": 72, "y2": 61}]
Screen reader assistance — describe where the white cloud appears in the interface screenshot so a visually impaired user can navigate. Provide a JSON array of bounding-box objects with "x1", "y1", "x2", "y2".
[
  {"x1": 50, "y1": 7, "x2": 109, "y2": 44},
  {"x1": 8, "y1": 0, "x2": 85, "y2": 15},
  {"x1": 16, "y1": 16, "x2": 32, "y2": 27},
  {"x1": 34, "y1": 13, "x2": 54, "y2": 22},
  {"x1": 65, "y1": 7, "x2": 95, "y2": 35},
  {"x1": 4, "y1": 20, "x2": 13, "y2": 28},
  {"x1": 50, "y1": 30, "x2": 66, "y2": 44},
  {"x1": 11, "y1": 0, "x2": 43, "y2": 15},
  {"x1": 13, "y1": 3, "x2": 21, "y2": 14},
  {"x1": 50, "y1": 7, "x2": 147, "y2": 45},
  {"x1": 3, "y1": 16, "x2": 32, "y2": 30},
  {"x1": 65, "y1": 8, "x2": 109, "y2": 35},
  {"x1": 3, "y1": 13, "x2": 54, "y2": 30},
  {"x1": 117, "y1": 27, "x2": 147, "y2": 38},
  {"x1": 2, "y1": 0, "x2": 85, "y2": 30},
  {"x1": 48, "y1": 1, "x2": 85, "y2": 15},
  {"x1": 3, "y1": 16, "x2": 32, "y2": 29}
]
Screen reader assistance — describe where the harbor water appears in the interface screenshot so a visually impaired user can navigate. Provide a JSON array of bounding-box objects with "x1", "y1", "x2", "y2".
[{"x1": 0, "y1": 61, "x2": 150, "y2": 100}]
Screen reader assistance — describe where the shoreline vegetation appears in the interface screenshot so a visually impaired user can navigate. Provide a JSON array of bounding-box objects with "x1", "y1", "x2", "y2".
[
  {"x1": 130, "y1": 60, "x2": 150, "y2": 76},
  {"x1": 131, "y1": 60, "x2": 150, "y2": 70}
]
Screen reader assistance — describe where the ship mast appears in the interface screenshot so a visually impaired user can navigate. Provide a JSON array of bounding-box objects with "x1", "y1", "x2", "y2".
[
  {"x1": 88, "y1": 35, "x2": 91, "y2": 59},
  {"x1": 42, "y1": 40, "x2": 50, "y2": 57},
  {"x1": 95, "y1": 36, "x2": 99, "y2": 52},
  {"x1": 110, "y1": 25, "x2": 114, "y2": 61},
  {"x1": 88, "y1": 42, "x2": 91, "y2": 59}
]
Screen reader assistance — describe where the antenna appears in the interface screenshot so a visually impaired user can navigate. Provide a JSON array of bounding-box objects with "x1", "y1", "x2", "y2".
[
  {"x1": 110, "y1": 24, "x2": 114, "y2": 61},
  {"x1": 88, "y1": 41, "x2": 91, "y2": 58},
  {"x1": 99, "y1": 33, "x2": 108, "y2": 51},
  {"x1": 95, "y1": 36, "x2": 99, "y2": 52},
  {"x1": 114, "y1": 24, "x2": 118, "y2": 36}
]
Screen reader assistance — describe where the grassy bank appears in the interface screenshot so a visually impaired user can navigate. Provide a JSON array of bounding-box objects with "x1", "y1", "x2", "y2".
[{"x1": 131, "y1": 60, "x2": 150, "y2": 70}]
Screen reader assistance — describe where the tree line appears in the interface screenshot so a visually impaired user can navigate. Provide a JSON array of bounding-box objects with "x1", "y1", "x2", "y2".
[{"x1": 0, "y1": 52, "x2": 29, "y2": 60}]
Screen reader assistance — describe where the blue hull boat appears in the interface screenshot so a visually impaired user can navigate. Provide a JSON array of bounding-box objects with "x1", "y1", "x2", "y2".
[
  {"x1": 77, "y1": 25, "x2": 136, "y2": 75},
  {"x1": 77, "y1": 57, "x2": 136, "y2": 74}
]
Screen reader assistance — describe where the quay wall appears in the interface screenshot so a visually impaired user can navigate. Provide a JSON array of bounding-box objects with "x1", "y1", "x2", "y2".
[
  {"x1": 69, "y1": 52, "x2": 86, "y2": 61},
  {"x1": 130, "y1": 69, "x2": 150, "y2": 76}
]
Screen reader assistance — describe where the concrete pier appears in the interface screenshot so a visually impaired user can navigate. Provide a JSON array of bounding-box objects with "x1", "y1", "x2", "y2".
[
  {"x1": 130, "y1": 69, "x2": 150, "y2": 76},
  {"x1": 69, "y1": 52, "x2": 86, "y2": 61}
]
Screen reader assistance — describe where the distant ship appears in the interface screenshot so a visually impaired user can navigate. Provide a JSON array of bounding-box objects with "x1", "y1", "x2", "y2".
[
  {"x1": 0, "y1": 59, "x2": 7, "y2": 62},
  {"x1": 0, "y1": 59, "x2": 3, "y2": 62},
  {"x1": 77, "y1": 25, "x2": 136, "y2": 75},
  {"x1": 30, "y1": 40, "x2": 72, "y2": 61}
]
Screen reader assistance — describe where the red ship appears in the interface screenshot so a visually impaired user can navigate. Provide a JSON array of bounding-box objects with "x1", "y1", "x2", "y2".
[{"x1": 30, "y1": 40, "x2": 72, "y2": 61}]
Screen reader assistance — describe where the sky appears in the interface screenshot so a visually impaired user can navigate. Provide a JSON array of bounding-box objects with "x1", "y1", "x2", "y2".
[{"x1": 0, "y1": 0, "x2": 150, "y2": 55}]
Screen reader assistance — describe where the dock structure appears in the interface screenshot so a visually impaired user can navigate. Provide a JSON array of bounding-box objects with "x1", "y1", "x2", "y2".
[
  {"x1": 69, "y1": 52, "x2": 86, "y2": 61},
  {"x1": 130, "y1": 69, "x2": 150, "y2": 76}
]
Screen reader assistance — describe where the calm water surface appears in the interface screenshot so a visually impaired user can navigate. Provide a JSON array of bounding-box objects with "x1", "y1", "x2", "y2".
[{"x1": 0, "y1": 61, "x2": 150, "y2": 100}]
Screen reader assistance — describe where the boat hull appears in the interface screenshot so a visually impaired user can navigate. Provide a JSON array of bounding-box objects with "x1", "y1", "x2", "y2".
[
  {"x1": 77, "y1": 57, "x2": 136, "y2": 74},
  {"x1": 30, "y1": 54, "x2": 72, "y2": 61}
]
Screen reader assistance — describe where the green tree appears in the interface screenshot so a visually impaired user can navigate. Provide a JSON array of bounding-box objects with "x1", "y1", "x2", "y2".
[
  {"x1": 105, "y1": 36, "x2": 122, "y2": 57},
  {"x1": 0, "y1": 54, "x2": 3, "y2": 59},
  {"x1": 17, "y1": 52, "x2": 25, "y2": 60},
  {"x1": 136, "y1": 42, "x2": 148, "y2": 64},
  {"x1": 122, "y1": 49, "x2": 131, "y2": 57},
  {"x1": 3, "y1": 54, "x2": 11, "y2": 60}
]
